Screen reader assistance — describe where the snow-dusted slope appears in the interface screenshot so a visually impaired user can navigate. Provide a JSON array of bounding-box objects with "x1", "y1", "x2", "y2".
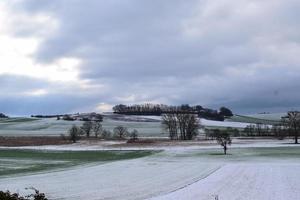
[
  {"x1": 150, "y1": 163, "x2": 300, "y2": 200},
  {"x1": 1, "y1": 142, "x2": 300, "y2": 200},
  {"x1": 0, "y1": 152, "x2": 220, "y2": 200}
]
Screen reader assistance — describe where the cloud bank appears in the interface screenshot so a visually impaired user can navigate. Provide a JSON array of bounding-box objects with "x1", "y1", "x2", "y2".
[{"x1": 1, "y1": 0, "x2": 300, "y2": 115}]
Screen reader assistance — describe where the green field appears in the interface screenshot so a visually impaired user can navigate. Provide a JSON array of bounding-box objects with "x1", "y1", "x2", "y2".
[{"x1": 0, "y1": 149, "x2": 156, "y2": 177}]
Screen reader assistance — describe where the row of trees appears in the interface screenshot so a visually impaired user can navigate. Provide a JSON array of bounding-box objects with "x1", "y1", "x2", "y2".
[
  {"x1": 113, "y1": 103, "x2": 233, "y2": 121},
  {"x1": 204, "y1": 111, "x2": 300, "y2": 144},
  {"x1": 68, "y1": 121, "x2": 139, "y2": 143},
  {"x1": 243, "y1": 111, "x2": 300, "y2": 143}
]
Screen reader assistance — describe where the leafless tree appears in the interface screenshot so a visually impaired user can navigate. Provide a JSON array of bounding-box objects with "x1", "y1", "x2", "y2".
[
  {"x1": 92, "y1": 121, "x2": 102, "y2": 138},
  {"x1": 287, "y1": 111, "x2": 300, "y2": 144},
  {"x1": 128, "y1": 129, "x2": 139, "y2": 142},
  {"x1": 162, "y1": 113, "x2": 178, "y2": 140},
  {"x1": 113, "y1": 126, "x2": 128, "y2": 139},
  {"x1": 177, "y1": 113, "x2": 199, "y2": 140},
  {"x1": 185, "y1": 114, "x2": 200, "y2": 140},
  {"x1": 216, "y1": 131, "x2": 232, "y2": 155},
  {"x1": 102, "y1": 129, "x2": 112, "y2": 139},
  {"x1": 255, "y1": 123, "x2": 263, "y2": 136},
  {"x1": 68, "y1": 125, "x2": 82, "y2": 143},
  {"x1": 162, "y1": 113, "x2": 199, "y2": 140},
  {"x1": 271, "y1": 122, "x2": 287, "y2": 139},
  {"x1": 81, "y1": 121, "x2": 93, "y2": 137}
]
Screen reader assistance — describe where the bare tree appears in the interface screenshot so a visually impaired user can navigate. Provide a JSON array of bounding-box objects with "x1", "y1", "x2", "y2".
[
  {"x1": 271, "y1": 122, "x2": 287, "y2": 140},
  {"x1": 287, "y1": 111, "x2": 300, "y2": 144},
  {"x1": 113, "y1": 126, "x2": 128, "y2": 139},
  {"x1": 216, "y1": 131, "x2": 232, "y2": 155},
  {"x1": 185, "y1": 114, "x2": 200, "y2": 140},
  {"x1": 177, "y1": 113, "x2": 199, "y2": 140},
  {"x1": 68, "y1": 125, "x2": 82, "y2": 143},
  {"x1": 92, "y1": 121, "x2": 102, "y2": 138},
  {"x1": 128, "y1": 129, "x2": 139, "y2": 142},
  {"x1": 162, "y1": 113, "x2": 199, "y2": 140},
  {"x1": 162, "y1": 113, "x2": 178, "y2": 140},
  {"x1": 81, "y1": 121, "x2": 93, "y2": 137},
  {"x1": 255, "y1": 123, "x2": 263, "y2": 136},
  {"x1": 102, "y1": 129, "x2": 112, "y2": 139},
  {"x1": 176, "y1": 113, "x2": 188, "y2": 140}
]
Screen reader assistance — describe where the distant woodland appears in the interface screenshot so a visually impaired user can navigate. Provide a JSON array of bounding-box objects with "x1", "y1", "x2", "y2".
[{"x1": 113, "y1": 104, "x2": 233, "y2": 121}]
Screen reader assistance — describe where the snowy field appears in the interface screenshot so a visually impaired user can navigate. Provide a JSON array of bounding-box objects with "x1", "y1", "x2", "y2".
[
  {"x1": 0, "y1": 117, "x2": 164, "y2": 137},
  {"x1": 0, "y1": 139, "x2": 300, "y2": 200},
  {"x1": 0, "y1": 115, "x2": 253, "y2": 137}
]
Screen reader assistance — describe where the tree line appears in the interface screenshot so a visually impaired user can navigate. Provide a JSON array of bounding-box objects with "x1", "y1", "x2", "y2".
[
  {"x1": 113, "y1": 104, "x2": 233, "y2": 121},
  {"x1": 67, "y1": 121, "x2": 139, "y2": 143}
]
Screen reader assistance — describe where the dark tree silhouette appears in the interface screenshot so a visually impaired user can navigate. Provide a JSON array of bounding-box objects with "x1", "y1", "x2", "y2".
[
  {"x1": 113, "y1": 103, "x2": 232, "y2": 121},
  {"x1": 216, "y1": 131, "x2": 232, "y2": 155},
  {"x1": 162, "y1": 113, "x2": 178, "y2": 140},
  {"x1": 113, "y1": 126, "x2": 128, "y2": 139},
  {"x1": 287, "y1": 111, "x2": 300, "y2": 144},
  {"x1": 92, "y1": 121, "x2": 102, "y2": 138},
  {"x1": 68, "y1": 125, "x2": 82, "y2": 143},
  {"x1": 162, "y1": 113, "x2": 199, "y2": 140},
  {"x1": 128, "y1": 129, "x2": 139, "y2": 142},
  {"x1": 81, "y1": 121, "x2": 93, "y2": 137},
  {"x1": 219, "y1": 107, "x2": 233, "y2": 117}
]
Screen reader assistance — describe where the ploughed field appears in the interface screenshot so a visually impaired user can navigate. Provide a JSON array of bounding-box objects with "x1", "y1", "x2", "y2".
[{"x1": 1, "y1": 145, "x2": 300, "y2": 200}]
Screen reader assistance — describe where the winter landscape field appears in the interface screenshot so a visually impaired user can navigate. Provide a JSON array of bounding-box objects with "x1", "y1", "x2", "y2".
[
  {"x1": 1, "y1": 0, "x2": 300, "y2": 199},
  {"x1": 1, "y1": 139, "x2": 300, "y2": 200},
  {"x1": 1, "y1": 113, "x2": 300, "y2": 200}
]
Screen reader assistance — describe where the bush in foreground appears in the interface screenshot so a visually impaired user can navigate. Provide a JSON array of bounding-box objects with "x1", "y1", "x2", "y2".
[{"x1": 0, "y1": 188, "x2": 48, "y2": 200}]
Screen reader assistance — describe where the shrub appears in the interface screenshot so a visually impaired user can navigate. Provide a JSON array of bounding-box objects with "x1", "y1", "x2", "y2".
[
  {"x1": 102, "y1": 129, "x2": 112, "y2": 139},
  {"x1": 0, "y1": 188, "x2": 48, "y2": 200},
  {"x1": 68, "y1": 125, "x2": 82, "y2": 143},
  {"x1": 127, "y1": 129, "x2": 139, "y2": 143}
]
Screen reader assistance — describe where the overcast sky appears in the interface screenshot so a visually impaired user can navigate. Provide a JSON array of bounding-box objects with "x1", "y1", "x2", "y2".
[{"x1": 0, "y1": 0, "x2": 300, "y2": 115}]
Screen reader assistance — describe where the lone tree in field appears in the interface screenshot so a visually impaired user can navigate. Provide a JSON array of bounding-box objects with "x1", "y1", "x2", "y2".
[
  {"x1": 216, "y1": 131, "x2": 232, "y2": 155},
  {"x1": 81, "y1": 121, "x2": 93, "y2": 137},
  {"x1": 68, "y1": 125, "x2": 82, "y2": 143},
  {"x1": 287, "y1": 111, "x2": 300, "y2": 144},
  {"x1": 92, "y1": 121, "x2": 102, "y2": 138},
  {"x1": 113, "y1": 126, "x2": 128, "y2": 139}
]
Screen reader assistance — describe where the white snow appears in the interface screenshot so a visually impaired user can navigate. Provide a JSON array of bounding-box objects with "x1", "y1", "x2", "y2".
[
  {"x1": 0, "y1": 152, "x2": 221, "y2": 200},
  {"x1": 1, "y1": 139, "x2": 300, "y2": 200},
  {"x1": 149, "y1": 163, "x2": 300, "y2": 200},
  {"x1": 201, "y1": 118, "x2": 252, "y2": 128}
]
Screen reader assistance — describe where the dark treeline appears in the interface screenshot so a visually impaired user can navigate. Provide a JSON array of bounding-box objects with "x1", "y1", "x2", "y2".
[
  {"x1": 0, "y1": 113, "x2": 8, "y2": 118},
  {"x1": 31, "y1": 114, "x2": 63, "y2": 118},
  {"x1": 31, "y1": 113, "x2": 103, "y2": 122},
  {"x1": 113, "y1": 104, "x2": 233, "y2": 121}
]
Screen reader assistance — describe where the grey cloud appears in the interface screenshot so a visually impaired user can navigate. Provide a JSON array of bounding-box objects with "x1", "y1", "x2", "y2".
[{"x1": 2, "y1": 0, "x2": 300, "y2": 114}]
